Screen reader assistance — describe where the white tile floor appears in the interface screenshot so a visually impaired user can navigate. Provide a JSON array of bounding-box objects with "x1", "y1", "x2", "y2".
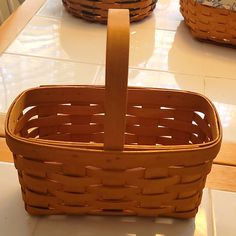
[
  {"x1": 1, "y1": 0, "x2": 236, "y2": 143},
  {"x1": 1, "y1": 1, "x2": 236, "y2": 233}
]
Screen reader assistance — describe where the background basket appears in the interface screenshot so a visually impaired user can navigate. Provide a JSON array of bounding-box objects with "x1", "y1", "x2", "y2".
[
  {"x1": 5, "y1": 9, "x2": 222, "y2": 218},
  {"x1": 62, "y1": 0, "x2": 157, "y2": 23},
  {"x1": 180, "y1": 0, "x2": 236, "y2": 46}
]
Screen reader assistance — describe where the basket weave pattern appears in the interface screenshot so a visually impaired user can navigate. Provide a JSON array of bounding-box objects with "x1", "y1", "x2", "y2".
[
  {"x1": 180, "y1": 0, "x2": 236, "y2": 45},
  {"x1": 6, "y1": 10, "x2": 222, "y2": 218},
  {"x1": 7, "y1": 86, "x2": 221, "y2": 218},
  {"x1": 62, "y1": 0, "x2": 157, "y2": 23}
]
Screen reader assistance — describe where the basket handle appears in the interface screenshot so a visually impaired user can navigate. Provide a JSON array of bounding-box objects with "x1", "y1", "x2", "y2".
[{"x1": 104, "y1": 9, "x2": 130, "y2": 151}]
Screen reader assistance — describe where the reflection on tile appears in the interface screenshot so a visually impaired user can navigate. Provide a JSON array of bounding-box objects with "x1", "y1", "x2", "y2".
[
  {"x1": 129, "y1": 23, "x2": 205, "y2": 75},
  {"x1": 37, "y1": 0, "x2": 64, "y2": 19},
  {"x1": 153, "y1": 0, "x2": 183, "y2": 31},
  {"x1": 95, "y1": 67, "x2": 204, "y2": 93},
  {"x1": 6, "y1": 15, "x2": 205, "y2": 76},
  {"x1": 194, "y1": 189, "x2": 214, "y2": 236},
  {"x1": 211, "y1": 190, "x2": 236, "y2": 236},
  {"x1": 203, "y1": 43, "x2": 236, "y2": 79},
  {"x1": 205, "y1": 77, "x2": 236, "y2": 142},
  {"x1": 6, "y1": 16, "x2": 106, "y2": 64},
  {"x1": 155, "y1": 0, "x2": 183, "y2": 21},
  {"x1": 212, "y1": 102, "x2": 236, "y2": 142},
  {"x1": 0, "y1": 54, "x2": 100, "y2": 113}
]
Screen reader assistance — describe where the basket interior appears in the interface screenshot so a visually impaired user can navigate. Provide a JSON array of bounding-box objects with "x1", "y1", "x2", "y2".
[{"x1": 8, "y1": 86, "x2": 219, "y2": 150}]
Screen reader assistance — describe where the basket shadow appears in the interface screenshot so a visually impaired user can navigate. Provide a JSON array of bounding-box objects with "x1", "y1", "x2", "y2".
[{"x1": 33, "y1": 214, "x2": 196, "y2": 236}]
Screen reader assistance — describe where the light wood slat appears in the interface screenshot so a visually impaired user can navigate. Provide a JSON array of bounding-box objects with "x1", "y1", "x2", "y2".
[{"x1": 0, "y1": 0, "x2": 47, "y2": 55}]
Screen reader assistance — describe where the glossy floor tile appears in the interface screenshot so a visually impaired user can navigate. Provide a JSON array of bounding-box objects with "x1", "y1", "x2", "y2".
[
  {"x1": 37, "y1": 0, "x2": 64, "y2": 19},
  {"x1": 6, "y1": 16, "x2": 106, "y2": 65},
  {"x1": 203, "y1": 43, "x2": 236, "y2": 80},
  {"x1": 211, "y1": 190, "x2": 236, "y2": 236},
  {"x1": 129, "y1": 22, "x2": 205, "y2": 74},
  {"x1": 95, "y1": 67, "x2": 204, "y2": 93},
  {"x1": 143, "y1": 0, "x2": 184, "y2": 31},
  {"x1": 0, "y1": 53, "x2": 100, "y2": 112},
  {"x1": 205, "y1": 77, "x2": 236, "y2": 142},
  {"x1": 0, "y1": 163, "x2": 215, "y2": 236},
  {"x1": 6, "y1": 14, "x2": 207, "y2": 76}
]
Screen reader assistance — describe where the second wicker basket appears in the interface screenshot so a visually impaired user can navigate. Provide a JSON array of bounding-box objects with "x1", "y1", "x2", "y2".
[{"x1": 180, "y1": 0, "x2": 236, "y2": 46}]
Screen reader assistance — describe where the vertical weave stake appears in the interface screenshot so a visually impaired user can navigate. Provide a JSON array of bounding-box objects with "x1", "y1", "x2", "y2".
[{"x1": 5, "y1": 9, "x2": 222, "y2": 218}]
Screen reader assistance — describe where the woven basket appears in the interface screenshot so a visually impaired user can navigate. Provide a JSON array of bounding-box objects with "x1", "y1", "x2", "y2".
[
  {"x1": 5, "y1": 9, "x2": 222, "y2": 218},
  {"x1": 180, "y1": 0, "x2": 236, "y2": 46},
  {"x1": 62, "y1": 0, "x2": 157, "y2": 23}
]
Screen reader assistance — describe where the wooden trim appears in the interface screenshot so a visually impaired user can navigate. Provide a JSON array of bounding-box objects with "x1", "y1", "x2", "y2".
[
  {"x1": 214, "y1": 141, "x2": 236, "y2": 167},
  {"x1": 0, "y1": 113, "x2": 5, "y2": 137},
  {"x1": 0, "y1": 137, "x2": 13, "y2": 162},
  {"x1": 206, "y1": 164, "x2": 236, "y2": 192},
  {"x1": 0, "y1": 0, "x2": 47, "y2": 55}
]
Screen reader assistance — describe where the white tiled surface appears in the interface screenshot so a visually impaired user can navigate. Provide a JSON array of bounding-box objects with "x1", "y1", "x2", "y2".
[
  {"x1": 211, "y1": 190, "x2": 236, "y2": 236},
  {"x1": 2, "y1": 0, "x2": 236, "y2": 142},
  {"x1": 1, "y1": 162, "x2": 232, "y2": 236},
  {"x1": 1, "y1": 1, "x2": 236, "y2": 234},
  {"x1": 0, "y1": 53, "x2": 100, "y2": 112},
  {"x1": 95, "y1": 67, "x2": 205, "y2": 93}
]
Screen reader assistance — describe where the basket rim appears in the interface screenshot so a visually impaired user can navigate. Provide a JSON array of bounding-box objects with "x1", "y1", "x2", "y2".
[{"x1": 5, "y1": 84, "x2": 222, "y2": 154}]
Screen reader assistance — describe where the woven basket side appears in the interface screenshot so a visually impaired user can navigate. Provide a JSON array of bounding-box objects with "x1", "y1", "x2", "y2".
[
  {"x1": 13, "y1": 149, "x2": 213, "y2": 217},
  {"x1": 180, "y1": 0, "x2": 236, "y2": 45}
]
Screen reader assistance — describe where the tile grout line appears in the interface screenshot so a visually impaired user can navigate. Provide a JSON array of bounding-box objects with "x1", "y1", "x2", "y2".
[
  {"x1": 3, "y1": 51, "x2": 104, "y2": 67},
  {"x1": 3, "y1": 51, "x2": 204, "y2": 78},
  {"x1": 4, "y1": 53, "x2": 236, "y2": 82}
]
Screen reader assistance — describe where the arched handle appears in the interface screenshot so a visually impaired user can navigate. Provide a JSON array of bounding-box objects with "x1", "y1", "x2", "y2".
[{"x1": 104, "y1": 9, "x2": 130, "y2": 151}]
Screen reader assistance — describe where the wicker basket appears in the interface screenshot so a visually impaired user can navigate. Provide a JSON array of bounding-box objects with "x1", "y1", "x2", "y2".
[
  {"x1": 62, "y1": 0, "x2": 157, "y2": 23},
  {"x1": 5, "y1": 9, "x2": 222, "y2": 218},
  {"x1": 180, "y1": 0, "x2": 236, "y2": 46}
]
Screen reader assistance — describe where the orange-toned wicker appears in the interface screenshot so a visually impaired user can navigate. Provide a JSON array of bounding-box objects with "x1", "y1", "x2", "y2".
[
  {"x1": 180, "y1": 0, "x2": 236, "y2": 45},
  {"x1": 5, "y1": 9, "x2": 222, "y2": 218},
  {"x1": 62, "y1": 0, "x2": 157, "y2": 23}
]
